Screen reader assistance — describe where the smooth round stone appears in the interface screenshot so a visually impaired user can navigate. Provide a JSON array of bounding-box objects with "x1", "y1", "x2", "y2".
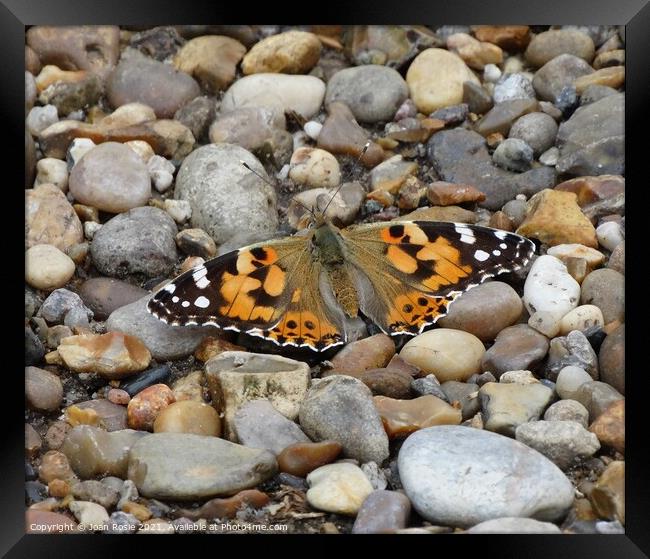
[
  {"x1": 69, "y1": 501, "x2": 110, "y2": 531},
  {"x1": 25, "y1": 244, "x2": 75, "y2": 291},
  {"x1": 574, "y1": 381, "x2": 624, "y2": 423},
  {"x1": 515, "y1": 420, "x2": 600, "y2": 470},
  {"x1": 106, "y1": 294, "x2": 219, "y2": 361},
  {"x1": 107, "y1": 54, "x2": 201, "y2": 118},
  {"x1": 525, "y1": 29, "x2": 595, "y2": 67},
  {"x1": 153, "y1": 400, "x2": 220, "y2": 436},
  {"x1": 304, "y1": 121, "x2": 322, "y2": 140},
  {"x1": 78, "y1": 277, "x2": 148, "y2": 320},
  {"x1": 221, "y1": 73, "x2": 326, "y2": 119},
  {"x1": 532, "y1": 54, "x2": 594, "y2": 103},
  {"x1": 329, "y1": 334, "x2": 395, "y2": 374},
  {"x1": 479, "y1": 381, "x2": 554, "y2": 435},
  {"x1": 127, "y1": 384, "x2": 175, "y2": 431},
  {"x1": 598, "y1": 324, "x2": 624, "y2": 395},
  {"x1": 289, "y1": 147, "x2": 340, "y2": 188},
  {"x1": 325, "y1": 65, "x2": 408, "y2": 123},
  {"x1": 174, "y1": 144, "x2": 278, "y2": 245},
  {"x1": 27, "y1": 104, "x2": 59, "y2": 136},
  {"x1": 556, "y1": 365, "x2": 594, "y2": 400},
  {"x1": 400, "y1": 329, "x2": 484, "y2": 382},
  {"x1": 508, "y1": 112, "x2": 558, "y2": 156},
  {"x1": 34, "y1": 158, "x2": 69, "y2": 191},
  {"x1": 173, "y1": 36, "x2": 246, "y2": 93},
  {"x1": 493, "y1": 73, "x2": 535, "y2": 103},
  {"x1": 306, "y1": 463, "x2": 374, "y2": 516},
  {"x1": 544, "y1": 399, "x2": 590, "y2": 427},
  {"x1": 90, "y1": 207, "x2": 178, "y2": 278},
  {"x1": 481, "y1": 324, "x2": 549, "y2": 378},
  {"x1": 25, "y1": 185, "x2": 83, "y2": 251},
  {"x1": 523, "y1": 255, "x2": 580, "y2": 323},
  {"x1": 398, "y1": 426, "x2": 574, "y2": 527},
  {"x1": 356, "y1": 367, "x2": 413, "y2": 400},
  {"x1": 232, "y1": 400, "x2": 309, "y2": 455},
  {"x1": 68, "y1": 142, "x2": 151, "y2": 214},
  {"x1": 438, "y1": 281, "x2": 523, "y2": 341},
  {"x1": 242, "y1": 30, "x2": 321, "y2": 75},
  {"x1": 352, "y1": 490, "x2": 412, "y2": 534},
  {"x1": 298, "y1": 375, "x2": 389, "y2": 464},
  {"x1": 596, "y1": 221, "x2": 624, "y2": 252},
  {"x1": 406, "y1": 48, "x2": 480, "y2": 113},
  {"x1": 25, "y1": 366, "x2": 63, "y2": 412},
  {"x1": 278, "y1": 441, "x2": 343, "y2": 478},
  {"x1": 374, "y1": 395, "x2": 461, "y2": 438},
  {"x1": 559, "y1": 305, "x2": 604, "y2": 335},
  {"x1": 580, "y1": 269, "x2": 624, "y2": 324},
  {"x1": 127, "y1": 433, "x2": 277, "y2": 500},
  {"x1": 466, "y1": 517, "x2": 562, "y2": 533}
]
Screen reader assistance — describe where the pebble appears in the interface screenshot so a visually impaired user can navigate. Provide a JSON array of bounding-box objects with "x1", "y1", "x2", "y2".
[
  {"x1": 25, "y1": 325, "x2": 46, "y2": 366},
  {"x1": 544, "y1": 399, "x2": 590, "y2": 427},
  {"x1": 44, "y1": 421, "x2": 71, "y2": 450},
  {"x1": 232, "y1": 400, "x2": 309, "y2": 454},
  {"x1": 175, "y1": 228, "x2": 217, "y2": 259},
  {"x1": 325, "y1": 65, "x2": 408, "y2": 123},
  {"x1": 174, "y1": 489, "x2": 270, "y2": 521},
  {"x1": 374, "y1": 395, "x2": 461, "y2": 438},
  {"x1": 350, "y1": 366, "x2": 413, "y2": 400},
  {"x1": 473, "y1": 25, "x2": 532, "y2": 50},
  {"x1": 483, "y1": 63, "x2": 502, "y2": 82},
  {"x1": 242, "y1": 30, "x2": 321, "y2": 75},
  {"x1": 221, "y1": 73, "x2": 326, "y2": 119},
  {"x1": 493, "y1": 73, "x2": 536, "y2": 103},
  {"x1": 369, "y1": 155, "x2": 418, "y2": 194},
  {"x1": 508, "y1": 112, "x2": 558, "y2": 156},
  {"x1": 329, "y1": 333, "x2": 395, "y2": 374},
  {"x1": 173, "y1": 35, "x2": 246, "y2": 93},
  {"x1": 69, "y1": 501, "x2": 110, "y2": 531},
  {"x1": 106, "y1": 294, "x2": 219, "y2": 361},
  {"x1": 278, "y1": 441, "x2": 343, "y2": 477},
  {"x1": 480, "y1": 381, "x2": 554, "y2": 436},
  {"x1": 574, "y1": 381, "x2": 624, "y2": 423},
  {"x1": 306, "y1": 463, "x2": 374, "y2": 515},
  {"x1": 352, "y1": 490, "x2": 411, "y2": 534},
  {"x1": 173, "y1": 96, "x2": 216, "y2": 143},
  {"x1": 147, "y1": 155, "x2": 175, "y2": 194},
  {"x1": 446, "y1": 33, "x2": 503, "y2": 70},
  {"x1": 71, "y1": 143, "x2": 151, "y2": 213},
  {"x1": 559, "y1": 305, "x2": 604, "y2": 335},
  {"x1": 539, "y1": 147, "x2": 560, "y2": 166},
  {"x1": 26, "y1": 104, "x2": 59, "y2": 136},
  {"x1": 127, "y1": 433, "x2": 277, "y2": 500},
  {"x1": 515, "y1": 420, "x2": 600, "y2": 470},
  {"x1": 298, "y1": 375, "x2": 389, "y2": 464},
  {"x1": 589, "y1": 399, "x2": 624, "y2": 453},
  {"x1": 108, "y1": 388, "x2": 131, "y2": 406},
  {"x1": 90, "y1": 207, "x2": 178, "y2": 278},
  {"x1": 69, "y1": 399, "x2": 127, "y2": 431},
  {"x1": 428, "y1": 128, "x2": 556, "y2": 210},
  {"x1": 67, "y1": 138, "x2": 96, "y2": 165},
  {"x1": 289, "y1": 147, "x2": 341, "y2": 188},
  {"x1": 153, "y1": 400, "x2": 221, "y2": 437},
  {"x1": 481, "y1": 325, "x2": 549, "y2": 378},
  {"x1": 39, "y1": 450, "x2": 76, "y2": 483},
  {"x1": 398, "y1": 425, "x2": 574, "y2": 526},
  {"x1": 525, "y1": 29, "x2": 595, "y2": 67},
  {"x1": 426, "y1": 181, "x2": 486, "y2": 207},
  {"x1": 466, "y1": 517, "x2": 562, "y2": 533},
  {"x1": 174, "y1": 144, "x2": 278, "y2": 245},
  {"x1": 25, "y1": 244, "x2": 76, "y2": 291},
  {"x1": 107, "y1": 53, "x2": 201, "y2": 118},
  {"x1": 493, "y1": 138, "x2": 534, "y2": 172},
  {"x1": 38, "y1": 288, "x2": 91, "y2": 325},
  {"x1": 589, "y1": 461, "x2": 624, "y2": 524},
  {"x1": 171, "y1": 371, "x2": 206, "y2": 403},
  {"x1": 406, "y1": 48, "x2": 480, "y2": 113},
  {"x1": 462, "y1": 81, "x2": 493, "y2": 114},
  {"x1": 127, "y1": 384, "x2": 175, "y2": 431},
  {"x1": 556, "y1": 366, "x2": 594, "y2": 400},
  {"x1": 26, "y1": 510, "x2": 78, "y2": 533},
  {"x1": 205, "y1": 351, "x2": 310, "y2": 440},
  {"x1": 317, "y1": 102, "x2": 385, "y2": 167},
  {"x1": 304, "y1": 120, "x2": 322, "y2": 140},
  {"x1": 596, "y1": 221, "x2": 624, "y2": 252},
  {"x1": 475, "y1": 99, "x2": 539, "y2": 137},
  {"x1": 25, "y1": 423, "x2": 42, "y2": 458},
  {"x1": 34, "y1": 158, "x2": 69, "y2": 192},
  {"x1": 580, "y1": 269, "x2": 625, "y2": 325},
  {"x1": 598, "y1": 324, "x2": 624, "y2": 394},
  {"x1": 546, "y1": 243, "x2": 605, "y2": 267},
  {"x1": 57, "y1": 332, "x2": 151, "y2": 379},
  {"x1": 556, "y1": 94, "x2": 624, "y2": 176},
  {"x1": 105, "y1": 511, "x2": 140, "y2": 534},
  {"x1": 440, "y1": 381, "x2": 480, "y2": 420},
  {"x1": 71, "y1": 480, "x2": 120, "y2": 509},
  {"x1": 400, "y1": 329, "x2": 485, "y2": 382},
  {"x1": 546, "y1": 330, "x2": 599, "y2": 381},
  {"x1": 532, "y1": 54, "x2": 594, "y2": 103},
  {"x1": 574, "y1": 67, "x2": 625, "y2": 95}
]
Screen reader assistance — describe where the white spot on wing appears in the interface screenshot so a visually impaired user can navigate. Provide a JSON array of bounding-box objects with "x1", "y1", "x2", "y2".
[
  {"x1": 192, "y1": 267, "x2": 208, "y2": 280},
  {"x1": 172, "y1": 296, "x2": 179, "y2": 303},
  {"x1": 495, "y1": 231, "x2": 508, "y2": 240},
  {"x1": 493, "y1": 250, "x2": 501, "y2": 256},
  {"x1": 474, "y1": 250, "x2": 490, "y2": 262},
  {"x1": 164, "y1": 283, "x2": 176, "y2": 293},
  {"x1": 500, "y1": 243, "x2": 508, "y2": 249},
  {"x1": 181, "y1": 301, "x2": 190, "y2": 308},
  {"x1": 194, "y1": 296, "x2": 210, "y2": 308},
  {"x1": 196, "y1": 277, "x2": 210, "y2": 289},
  {"x1": 460, "y1": 234, "x2": 475, "y2": 245}
]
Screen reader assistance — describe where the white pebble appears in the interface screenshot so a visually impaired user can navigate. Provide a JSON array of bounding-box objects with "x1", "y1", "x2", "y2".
[
  {"x1": 84, "y1": 221, "x2": 102, "y2": 240},
  {"x1": 164, "y1": 199, "x2": 192, "y2": 224},
  {"x1": 559, "y1": 305, "x2": 604, "y2": 335},
  {"x1": 306, "y1": 463, "x2": 374, "y2": 515},
  {"x1": 596, "y1": 221, "x2": 624, "y2": 252},
  {"x1": 277, "y1": 164, "x2": 291, "y2": 180},
  {"x1": 499, "y1": 370, "x2": 539, "y2": 385},
  {"x1": 303, "y1": 121, "x2": 323, "y2": 140},
  {"x1": 125, "y1": 140, "x2": 155, "y2": 163},
  {"x1": 26, "y1": 104, "x2": 59, "y2": 136},
  {"x1": 289, "y1": 147, "x2": 341, "y2": 188},
  {"x1": 34, "y1": 158, "x2": 69, "y2": 191},
  {"x1": 523, "y1": 255, "x2": 580, "y2": 321},
  {"x1": 547, "y1": 243, "x2": 605, "y2": 267},
  {"x1": 68, "y1": 138, "x2": 96, "y2": 167},
  {"x1": 25, "y1": 244, "x2": 76, "y2": 291},
  {"x1": 147, "y1": 155, "x2": 175, "y2": 193},
  {"x1": 483, "y1": 64, "x2": 502, "y2": 83},
  {"x1": 528, "y1": 310, "x2": 561, "y2": 338}
]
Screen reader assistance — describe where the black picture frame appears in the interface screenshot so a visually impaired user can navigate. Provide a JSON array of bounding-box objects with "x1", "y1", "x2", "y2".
[{"x1": 7, "y1": 0, "x2": 647, "y2": 556}]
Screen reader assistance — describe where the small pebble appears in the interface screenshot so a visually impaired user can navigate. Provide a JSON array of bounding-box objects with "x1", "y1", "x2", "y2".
[{"x1": 306, "y1": 463, "x2": 374, "y2": 515}]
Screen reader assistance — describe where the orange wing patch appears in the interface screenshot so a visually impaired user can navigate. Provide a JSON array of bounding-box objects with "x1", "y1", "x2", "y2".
[{"x1": 387, "y1": 291, "x2": 451, "y2": 334}]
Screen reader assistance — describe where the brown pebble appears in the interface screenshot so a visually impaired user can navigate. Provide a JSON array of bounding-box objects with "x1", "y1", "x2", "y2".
[
  {"x1": 589, "y1": 460, "x2": 624, "y2": 524},
  {"x1": 45, "y1": 421, "x2": 71, "y2": 450},
  {"x1": 39, "y1": 450, "x2": 76, "y2": 483},
  {"x1": 65, "y1": 405, "x2": 100, "y2": 427},
  {"x1": 373, "y1": 395, "x2": 462, "y2": 438},
  {"x1": 489, "y1": 211, "x2": 514, "y2": 231},
  {"x1": 589, "y1": 399, "x2": 624, "y2": 454},
  {"x1": 122, "y1": 500, "x2": 152, "y2": 521},
  {"x1": 26, "y1": 510, "x2": 78, "y2": 533},
  {"x1": 329, "y1": 334, "x2": 395, "y2": 374},
  {"x1": 108, "y1": 388, "x2": 131, "y2": 405},
  {"x1": 194, "y1": 337, "x2": 245, "y2": 362},
  {"x1": 127, "y1": 384, "x2": 175, "y2": 431},
  {"x1": 153, "y1": 400, "x2": 221, "y2": 436},
  {"x1": 427, "y1": 181, "x2": 486, "y2": 206},
  {"x1": 175, "y1": 489, "x2": 270, "y2": 520},
  {"x1": 48, "y1": 479, "x2": 71, "y2": 498},
  {"x1": 278, "y1": 441, "x2": 343, "y2": 478},
  {"x1": 25, "y1": 423, "x2": 42, "y2": 458}
]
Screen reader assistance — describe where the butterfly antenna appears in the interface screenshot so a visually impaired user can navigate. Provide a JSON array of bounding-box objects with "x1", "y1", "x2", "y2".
[
  {"x1": 241, "y1": 160, "x2": 315, "y2": 219},
  {"x1": 321, "y1": 141, "x2": 370, "y2": 216}
]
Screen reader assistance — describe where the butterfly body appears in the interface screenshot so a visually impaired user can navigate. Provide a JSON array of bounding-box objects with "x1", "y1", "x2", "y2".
[{"x1": 148, "y1": 219, "x2": 535, "y2": 352}]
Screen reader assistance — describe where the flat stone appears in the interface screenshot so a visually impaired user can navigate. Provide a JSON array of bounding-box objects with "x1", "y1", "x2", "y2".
[
  {"x1": 352, "y1": 490, "x2": 411, "y2": 534},
  {"x1": 481, "y1": 325, "x2": 549, "y2": 378},
  {"x1": 127, "y1": 433, "x2": 277, "y2": 500},
  {"x1": 78, "y1": 277, "x2": 148, "y2": 320},
  {"x1": 374, "y1": 395, "x2": 461, "y2": 438}
]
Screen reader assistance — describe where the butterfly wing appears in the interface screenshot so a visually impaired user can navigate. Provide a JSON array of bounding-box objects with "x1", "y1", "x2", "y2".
[
  {"x1": 340, "y1": 221, "x2": 535, "y2": 335},
  {"x1": 147, "y1": 234, "x2": 347, "y2": 351}
]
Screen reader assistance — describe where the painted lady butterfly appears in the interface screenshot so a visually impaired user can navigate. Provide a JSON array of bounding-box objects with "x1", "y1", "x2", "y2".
[{"x1": 147, "y1": 213, "x2": 535, "y2": 352}]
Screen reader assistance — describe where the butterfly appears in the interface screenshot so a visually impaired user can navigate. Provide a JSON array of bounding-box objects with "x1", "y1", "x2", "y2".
[{"x1": 147, "y1": 213, "x2": 535, "y2": 352}]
